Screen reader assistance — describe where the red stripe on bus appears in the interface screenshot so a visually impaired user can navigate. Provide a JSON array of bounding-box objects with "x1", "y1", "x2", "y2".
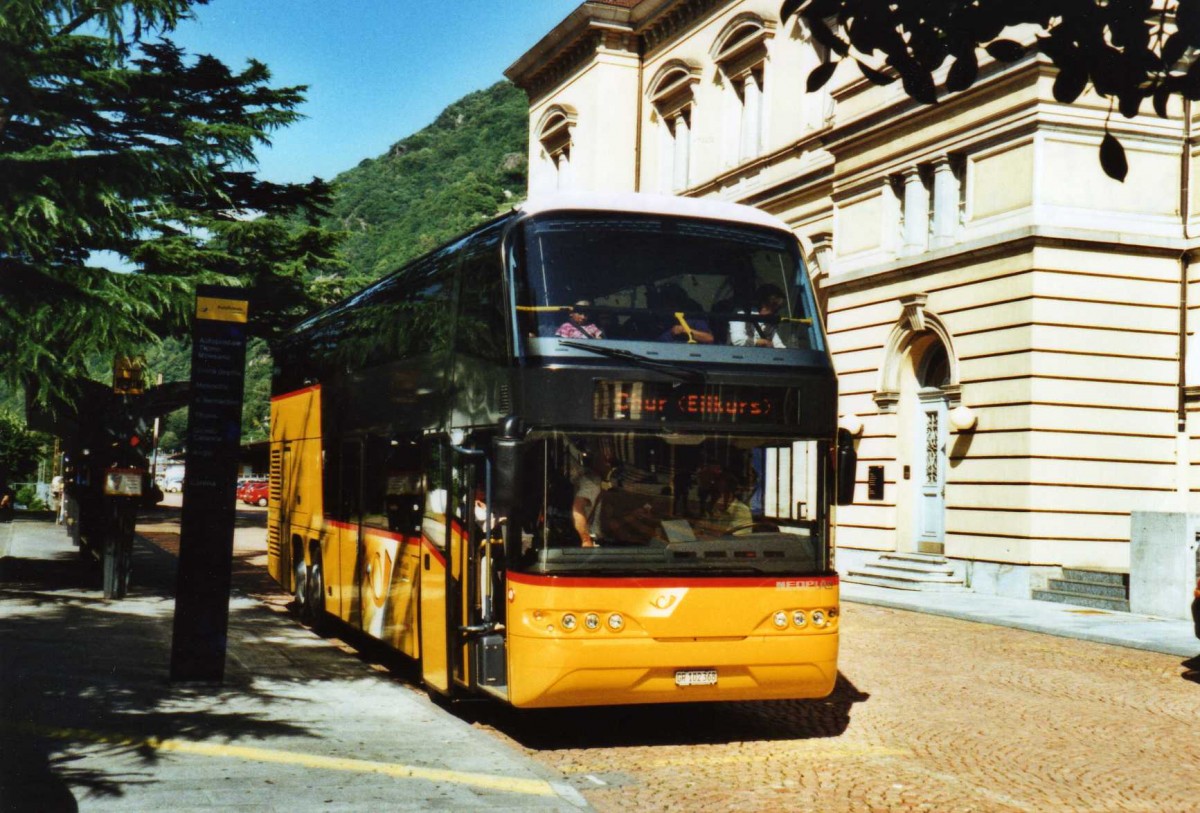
[
  {"x1": 270, "y1": 383, "x2": 321, "y2": 402},
  {"x1": 506, "y1": 572, "x2": 839, "y2": 590},
  {"x1": 323, "y1": 517, "x2": 409, "y2": 543},
  {"x1": 423, "y1": 537, "x2": 447, "y2": 567},
  {"x1": 326, "y1": 515, "x2": 444, "y2": 561}
]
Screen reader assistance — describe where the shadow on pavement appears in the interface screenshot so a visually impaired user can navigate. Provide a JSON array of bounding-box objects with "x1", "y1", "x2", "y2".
[
  {"x1": 463, "y1": 673, "x2": 869, "y2": 751},
  {"x1": 1182, "y1": 655, "x2": 1200, "y2": 685},
  {"x1": 0, "y1": 521, "x2": 328, "y2": 810}
]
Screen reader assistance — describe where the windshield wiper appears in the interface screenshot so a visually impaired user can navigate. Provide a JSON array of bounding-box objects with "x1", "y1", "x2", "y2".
[{"x1": 557, "y1": 340, "x2": 706, "y2": 383}]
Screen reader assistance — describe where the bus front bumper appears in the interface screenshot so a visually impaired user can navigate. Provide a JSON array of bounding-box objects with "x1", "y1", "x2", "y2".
[{"x1": 506, "y1": 631, "x2": 838, "y2": 708}]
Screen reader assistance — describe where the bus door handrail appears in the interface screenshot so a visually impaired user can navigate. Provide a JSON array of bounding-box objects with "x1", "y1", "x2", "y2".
[{"x1": 449, "y1": 443, "x2": 498, "y2": 634}]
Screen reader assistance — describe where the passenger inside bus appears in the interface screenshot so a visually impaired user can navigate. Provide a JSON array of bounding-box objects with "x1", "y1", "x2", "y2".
[
  {"x1": 654, "y1": 285, "x2": 714, "y2": 344},
  {"x1": 554, "y1": 300, "x2": 604, "y2": 339},
  {"x1": 727, "y1": 284, "x2": 787, "y2": 348},
  {"x1": 570, "y1": 439, "x2": 617, "y2": 547}
]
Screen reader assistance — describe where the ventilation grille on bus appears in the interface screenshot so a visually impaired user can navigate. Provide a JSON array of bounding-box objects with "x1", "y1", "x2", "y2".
[
  {"x1": 266, "y1": 445, "x2": 282, "y2": 557},
  {"x1": 268, "y1": 446, "x2": 283, "y2": 502},
  {"x1": 498, "y1": 383, "x2": 512, "y2": 415}
]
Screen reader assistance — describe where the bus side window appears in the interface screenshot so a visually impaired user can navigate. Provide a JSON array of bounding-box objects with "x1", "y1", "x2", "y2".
[
  {"x1": 458, "y1": 227, "x2": 508, "y2": 360},
  {"x1": 362, "y1": 434, "x2": 422, "y2": 534},
  {"x1": 422, "y1": 438, "x2": 449, "y2": 548}
]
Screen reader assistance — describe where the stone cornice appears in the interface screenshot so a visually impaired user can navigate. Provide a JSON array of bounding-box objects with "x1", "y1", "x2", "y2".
[
  {"x1": 826, "y1": 226, "x2": 1197, "y2": 296},
  {"x1": 641, "y1": 0, "x2": 729, "y2": 57}
]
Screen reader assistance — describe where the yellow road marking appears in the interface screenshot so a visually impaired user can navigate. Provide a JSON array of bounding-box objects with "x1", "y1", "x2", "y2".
[{"x1": 3, "y1": 721, "x2": 558, "y2": 797}]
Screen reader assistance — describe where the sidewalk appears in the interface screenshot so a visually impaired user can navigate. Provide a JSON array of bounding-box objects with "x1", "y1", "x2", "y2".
[
  {"x1": 0, "y1": 517, "x2": 589, "y2": 812},
  {"x1": 841, "y1": 580, "x2": 1200, "y2": 658}
]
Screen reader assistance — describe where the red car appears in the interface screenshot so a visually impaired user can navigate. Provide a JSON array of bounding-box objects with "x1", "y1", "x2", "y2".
[{"x1": 239, "y1": 480, "x2": 269, "y2": 507}]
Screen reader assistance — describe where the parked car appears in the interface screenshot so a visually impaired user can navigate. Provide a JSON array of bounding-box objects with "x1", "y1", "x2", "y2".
[
  {"x1": 164, "y1": 477, "x2": 184, "y2": 493},
  {"x1": 240, "y1": 480, "x2": 269, "y2": 507}
]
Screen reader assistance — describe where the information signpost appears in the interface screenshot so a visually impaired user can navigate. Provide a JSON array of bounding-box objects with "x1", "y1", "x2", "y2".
[{"x1": 169, "y1": 286, "x2": 250, "y2": 683}]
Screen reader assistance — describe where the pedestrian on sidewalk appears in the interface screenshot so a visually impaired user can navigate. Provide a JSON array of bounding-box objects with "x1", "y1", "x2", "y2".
[{"x1": 0, "y1": 471, "x2": 15, "y2": 523}]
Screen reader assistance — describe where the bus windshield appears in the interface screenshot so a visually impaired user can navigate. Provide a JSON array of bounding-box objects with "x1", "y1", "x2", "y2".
[
  {"x1": 515, "y1": 212, "x2": 824, "y2": 357},
  {"x1": 509, "y1": 431, "x2": 830, "y2": 577}
]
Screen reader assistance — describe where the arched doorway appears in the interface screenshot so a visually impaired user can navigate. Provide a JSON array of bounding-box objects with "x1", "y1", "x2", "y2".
[
  {"x1": 913, "y1": 341, "x2": 950, "y2": 553},
  {"x1": 874, "y1": 301, "x2": 961, "y2": 556}
]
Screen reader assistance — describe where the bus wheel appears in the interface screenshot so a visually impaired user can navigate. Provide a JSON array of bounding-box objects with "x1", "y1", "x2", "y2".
[
  {"x1": 302, "y1": 550, "x2": 329, "y2": 634},
  {"x1": 291, "y1": 552, "x2": 307, "y2": 617}
]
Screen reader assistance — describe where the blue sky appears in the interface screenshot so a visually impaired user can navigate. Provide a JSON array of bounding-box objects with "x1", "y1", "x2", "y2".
[{"x1": 170, "y1": 1, "x2": 579, "y2": 184}]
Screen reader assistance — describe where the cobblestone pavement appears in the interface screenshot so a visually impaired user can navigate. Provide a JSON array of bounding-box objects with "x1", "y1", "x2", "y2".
[
  {"x1": 144, "y1": 503, "x2": 1200, "y2": 812},
  {"x1": 468, "y1": 606, "x2": 1200, "y2": 813}
]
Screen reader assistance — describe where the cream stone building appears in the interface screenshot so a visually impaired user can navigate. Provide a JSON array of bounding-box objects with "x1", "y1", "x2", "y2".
[{"x1": 506, "y1": 0, "x2": 1200, "y2": 604}]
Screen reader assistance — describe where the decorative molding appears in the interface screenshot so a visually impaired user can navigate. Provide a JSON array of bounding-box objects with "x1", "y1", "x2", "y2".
[
  {"x1": 941, "y1": 383, "x2": 963, "y2": 408},
  {"x1": 647, "y1": 59, "x2": 701, "y2": 118},
  {"x1": 873, "y1": 390, "x2": 900, "y2": 413},
  {"x1": 899, "y1": 292, "x2": 928, "y2": 332},
  {"x1": 809, "y1": 231, "x2": 833, "y2": 278},
  {"x1": 642, "y1": 0, "x2": 728, "y2": 55}
]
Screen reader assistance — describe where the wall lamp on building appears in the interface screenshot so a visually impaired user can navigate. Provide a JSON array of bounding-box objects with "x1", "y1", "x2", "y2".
[
  {"x1": 838, "y1": 413, "x2": 864, "y2": 437},
  {"x1": 949, "y1": 404, "x2": 977, "y2": 432}
]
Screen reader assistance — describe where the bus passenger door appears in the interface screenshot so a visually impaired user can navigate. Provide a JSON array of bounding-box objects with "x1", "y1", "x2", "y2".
[{"x1": 419, "y1": 440, "x2": 452, "y2": 694}]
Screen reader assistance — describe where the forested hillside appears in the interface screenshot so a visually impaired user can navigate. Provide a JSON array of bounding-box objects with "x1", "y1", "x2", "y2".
[{"x1": 326, "y1": 80, "x2": 528, "y2": 279}]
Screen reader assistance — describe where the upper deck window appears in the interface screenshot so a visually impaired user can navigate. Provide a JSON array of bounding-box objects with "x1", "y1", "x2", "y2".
[{"x1": 514, "y1": 212, "x2": 824, "y2": 362}]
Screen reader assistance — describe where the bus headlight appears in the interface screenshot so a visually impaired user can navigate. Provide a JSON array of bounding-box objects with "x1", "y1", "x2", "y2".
[
  {"x1": 811, "y1": 610, "x2": 827, "y2": 628},
  {"x1": 561, "y1": 613, "x2": 577, "y2": 631},
  {"x1": 792, "y1": 610, "x2": 807, "y2": 628},
  {"x1": 607, "y1": 613, "x2": 624, "y2": 631},
  {"x1": 773, "y1": 611, "x2": 789, "y2": 629},
  {"x1": 584, "y1": 613, "x2": 600, "y2": 631}
]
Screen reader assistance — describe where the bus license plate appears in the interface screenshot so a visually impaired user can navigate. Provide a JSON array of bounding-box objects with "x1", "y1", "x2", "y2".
[{"x1": 675, "y1": 669, "x2": 718, "y2": 687}]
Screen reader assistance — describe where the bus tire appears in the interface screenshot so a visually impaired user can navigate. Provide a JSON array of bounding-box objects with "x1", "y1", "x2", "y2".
[
  {"x1": 303, "y1": 548, "x2": 330, "y2": 635},
  {"x1": 291, "y1": 544, "x2": 307, "y2": 618}
]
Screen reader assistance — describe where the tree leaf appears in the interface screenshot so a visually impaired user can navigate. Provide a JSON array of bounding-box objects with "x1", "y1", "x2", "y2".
[
  {"x1": 897, "y1": 64, "x2": 938, "y2": 105},
  {"x1": 807, "y1": 60, "x2": 839, "y2": 92},
  {"x1": 780, "y1": 0, "x2": 809, "y2": 21},
  {"x1": 1099, "y1": 132, "x2": 1128, "y2": 182},
  {"x1": 1153, "y1": 84, "x2": 1171, "y2": 118},
  {"x1": 985, "y1": 40, "x2": 1025, "y2": 62},
  {"x1": 1118, "y1": 91, "x2": 1141, "y2": 119},
  {"x1": 808, "y1": 16, "x2": 850, "y2": 57},
  {"x1": 855, "y1": 59, "x2": 895, "y2": 86},
  {"x1": 945, "y1": 51, "x2": 978, "y2": 93},
  {"x1": 1052, "y1": 66, "x2": 1087, "y2": 104}
]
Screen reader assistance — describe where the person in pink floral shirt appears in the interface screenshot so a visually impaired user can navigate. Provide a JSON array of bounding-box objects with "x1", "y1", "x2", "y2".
[{"x1": 555, "y1": 300, "x2": 604, "y2": 339}]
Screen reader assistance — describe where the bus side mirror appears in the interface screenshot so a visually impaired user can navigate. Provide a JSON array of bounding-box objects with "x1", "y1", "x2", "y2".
[
  {"x1": 492, "y1": 418, "x2": 527, "y2": 516},
  {"x1": 836, "y1": 428, "x2": 857, "y2": 506}
]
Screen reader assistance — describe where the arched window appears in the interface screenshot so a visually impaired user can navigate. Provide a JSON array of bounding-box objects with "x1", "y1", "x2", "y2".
[
  {"x1": 711, "y1": 15, "x2": 774, "y2": 165},
  {"x1": 536, "y1": 105, "x2": 577, "y2": 192},
  {"x1": 918, "y1": 341, "x2": 950, "y2": 390},
  {"x1": 648, "y1": 61, "x2": 700, "y2": 192}
]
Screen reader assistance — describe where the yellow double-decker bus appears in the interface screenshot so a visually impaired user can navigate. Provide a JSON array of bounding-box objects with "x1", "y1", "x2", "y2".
[{"x1": 267, "y1": 192, "x2": 854, "y2": 707}]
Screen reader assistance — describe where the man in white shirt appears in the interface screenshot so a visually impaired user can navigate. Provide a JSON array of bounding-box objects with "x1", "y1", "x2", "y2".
[{"x1": 728, "y1": 283, "x2": 787, "y2": 348}]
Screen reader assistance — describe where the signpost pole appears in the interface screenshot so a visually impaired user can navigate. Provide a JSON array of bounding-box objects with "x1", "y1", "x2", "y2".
[{"x1": 169, "y1": 286, "x2": 250, "y2": 683}]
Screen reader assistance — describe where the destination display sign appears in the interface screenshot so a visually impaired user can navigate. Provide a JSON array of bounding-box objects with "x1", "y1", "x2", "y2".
[{"x1": 593, "y1": 380, "x2": 797, "y2": 424}]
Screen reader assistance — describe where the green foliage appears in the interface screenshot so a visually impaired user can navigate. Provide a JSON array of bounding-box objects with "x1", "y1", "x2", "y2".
[
  {"x1": 1, "y1": 0, "x2": 344, "y2": 406},
  {"x1": 784, "y1": 0, "x2": 1200, "y2": 180},
  {"x1": 325, "y1": 81, "x2": 528, "y2": 279},
  {"x1": 0, "y1": 411, "x2": 49, "y2": 480},
  {"x1": 14, "y1": 484, "x2": 47, "y2": 511}
]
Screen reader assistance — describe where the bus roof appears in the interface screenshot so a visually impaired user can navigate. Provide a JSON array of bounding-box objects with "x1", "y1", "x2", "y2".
[{"x1": 517, "y1": 192, "x2": 793, "y2": 234}]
